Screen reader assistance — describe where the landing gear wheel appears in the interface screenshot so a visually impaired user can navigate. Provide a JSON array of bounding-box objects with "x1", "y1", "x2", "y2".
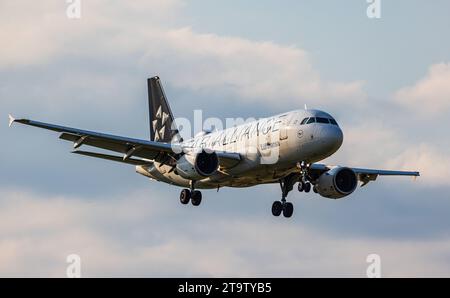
[
  {"x1": 313, "y1": 185, "x2": 318, "y2": 193},
  {"x1": 298, "y1": 182, "x2": 304, "y2": 192},
  {"x1": 277, "y1": 174, "x2": 297, "y2": 218},
  {"x1": 272, "y1": 201, "x2": 283, "y2": 216},
  {"x1": 304, "y1": 182, "x2": 311, "y2": 193},
  {"x1": 191, "y1": 190, "x2": 202, "y2": 206},
  {"x1": 283, "y1": 202, "x2": 294, "y2": 218},
  {"x1": 180, "y1": 189, "x2": 191, "y2": 205}
]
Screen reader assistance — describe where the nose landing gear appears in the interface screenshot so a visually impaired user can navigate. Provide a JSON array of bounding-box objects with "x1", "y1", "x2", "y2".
[
  {"x1": 272, "y1": 161, "x2": 315, "y2": 218},
  {"x1": 297, "y1": 161, "x2": 312, "y2": 193},
  {"x1": 298, "y1": 181, "x2": 311, "y2": 192}
]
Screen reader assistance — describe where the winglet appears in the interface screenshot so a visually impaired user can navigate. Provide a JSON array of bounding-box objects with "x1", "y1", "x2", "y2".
[{"x1": 8, "y1": 114, "x2": 15, "y2": 127}]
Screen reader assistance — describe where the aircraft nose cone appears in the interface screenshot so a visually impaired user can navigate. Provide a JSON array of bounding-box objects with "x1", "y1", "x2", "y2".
[{"x1": 320, "y1": 125, "x2": 343, "y2": 152}]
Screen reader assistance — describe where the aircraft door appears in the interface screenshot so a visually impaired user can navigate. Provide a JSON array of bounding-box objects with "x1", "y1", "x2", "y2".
[{"x1": 279, "y1": 115, "x2": 288, "y2": 141}]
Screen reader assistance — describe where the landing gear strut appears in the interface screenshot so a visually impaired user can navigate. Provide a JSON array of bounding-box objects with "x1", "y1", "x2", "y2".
[
  {"x1": 297, "y1": 161, "x2": 312, "y2": 193},
  {"x1": 179, "y1": 181, "x2": 202, "y2": 206},
  {"x1": 272, "y1": 173, "x2": 297, "y2": 218}
]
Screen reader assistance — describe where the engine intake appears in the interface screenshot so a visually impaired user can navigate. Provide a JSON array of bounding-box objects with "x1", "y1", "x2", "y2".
[
  {"x1": 316, "y1": 167, "x2": 358, "y2": 199},
  {"x1": 176, "y1": 150, "x2": 219, "y2": 180}
]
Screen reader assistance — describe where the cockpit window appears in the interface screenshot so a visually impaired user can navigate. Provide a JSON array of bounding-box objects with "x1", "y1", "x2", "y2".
[
  {"x1": 329, "y1": 119, "x2": 338, "y2": 126},
  {"x1": 316, "y1": 117, "x2": 329, "y2": 124},
  {"x1": 300, "y1": 116, "x2": 338, "y2": 126}
]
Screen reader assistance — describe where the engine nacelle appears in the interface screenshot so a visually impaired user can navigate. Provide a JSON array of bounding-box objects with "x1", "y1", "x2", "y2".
[
  {"x1": 176, "y1": 150, "x2": 219, "y2": 180},
  {"x1": 316, "y1": 167, "x2": 358, "y2": 199}
]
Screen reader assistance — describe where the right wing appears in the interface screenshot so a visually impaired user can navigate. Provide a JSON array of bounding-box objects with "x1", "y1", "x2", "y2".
[
  {"x1": 11, "y1": 117, "x2": 177, "y2": 163},
  {"x1": 10, "y1": 116, "x2": 241, "y2": 168}
]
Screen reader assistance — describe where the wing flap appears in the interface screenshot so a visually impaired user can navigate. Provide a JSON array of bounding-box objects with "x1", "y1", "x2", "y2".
[
  {"x1": 59, "y1": 132, "x2": 167, "y2": 160},
  {"x1": 72, "y1": 150, "x2": 152, "y2": 166},
  {"x1": 59, "y1": 132, "x2": 159, "y2": 159}
]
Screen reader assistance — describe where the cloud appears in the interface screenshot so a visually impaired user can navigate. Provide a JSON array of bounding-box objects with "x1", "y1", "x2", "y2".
[
  {"x1": 0, "y1": 0, "x2": 366, "y2": 111},
  {"x1": 0, "y1": 0, "x2": 183, "y2": 68},
  {"x1": 385, "y1": 144, "x2": 450, "y2": 187},
  {"x1": 1, "y1": 188, "x2": 450, "y2": 277},
  {"x1": 329, "y1": 121, "x2": 450, "y2": 187},
  {"x1": 325, "y1": 121, "x2": 403, "y2": 167},
  {"x1": 320, "y1": 116, "x2": 449, "y2": 187},
  {"x1": 394, "y1": 63, "x2": 450, "y2": 116},
  {"x1": 140, "y1": 27, "x2": 367, "y2": 106}
]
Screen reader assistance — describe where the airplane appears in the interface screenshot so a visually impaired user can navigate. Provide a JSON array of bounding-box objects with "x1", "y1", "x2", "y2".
[{"x1": 9, "y1": 76, "x2": 420, "y2": 218}]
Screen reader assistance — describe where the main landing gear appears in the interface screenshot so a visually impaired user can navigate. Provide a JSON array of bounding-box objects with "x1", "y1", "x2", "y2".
[
  {"x1": 179, "y1": 182, "x2": 202, "y2": 206},
  {"x1": 272, "y1": 173, "x2": 297, "y2": 218}
]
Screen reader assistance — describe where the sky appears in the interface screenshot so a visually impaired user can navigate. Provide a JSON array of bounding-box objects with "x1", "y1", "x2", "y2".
[{"x1": 1, "y1": 0, "x2": 450, "y2": 277}]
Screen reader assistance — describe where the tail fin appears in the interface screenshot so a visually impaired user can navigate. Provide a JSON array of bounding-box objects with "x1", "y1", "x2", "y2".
[{"x1": 147, "y1": 77, "x2": 179, "y2": 143}]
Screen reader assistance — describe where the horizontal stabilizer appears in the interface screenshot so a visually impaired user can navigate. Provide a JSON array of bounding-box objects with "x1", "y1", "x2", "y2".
[{"x1": 72, "y1": 150, "x2": 153, "y2": 166}]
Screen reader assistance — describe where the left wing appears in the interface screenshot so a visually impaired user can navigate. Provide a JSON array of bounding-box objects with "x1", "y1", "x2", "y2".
[{"x1": 309, "y1": 163, "x2": 419, "y2": 186}]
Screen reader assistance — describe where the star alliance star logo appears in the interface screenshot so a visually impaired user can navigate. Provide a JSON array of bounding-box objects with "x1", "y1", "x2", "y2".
[{"x1": 153, "y1": 103, "x2": 170, "y2": 141}]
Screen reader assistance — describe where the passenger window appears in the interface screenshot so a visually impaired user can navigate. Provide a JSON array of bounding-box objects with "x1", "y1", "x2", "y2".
[
  {"x1": 316, "y1": 117, "x2": 329, "y2": 124},
  {"x1": 306, "y1": 117, "x2": 315, "y2": 124},
  {"x1": 329, "y1": 119, "x2": 338, "y2": 125},
  {"x1": 300, "y1": 118, "x2": 309, "y2": 125}
]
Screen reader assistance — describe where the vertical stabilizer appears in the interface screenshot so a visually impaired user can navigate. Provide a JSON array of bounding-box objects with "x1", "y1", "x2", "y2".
[{"x1": 147, "y1": 77, "x2": 179, "y2": 143}]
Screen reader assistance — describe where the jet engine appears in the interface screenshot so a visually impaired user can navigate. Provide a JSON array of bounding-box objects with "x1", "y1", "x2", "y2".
[
  {"x1": 176, "y1": 150, "x2": 219, "y2": 180},
  {"x1": 315, "y1": 167, "x2": 358, "y2": 199}
]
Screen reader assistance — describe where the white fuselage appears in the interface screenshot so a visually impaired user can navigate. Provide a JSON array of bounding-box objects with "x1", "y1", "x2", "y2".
[{"x1": 137, "y1": 109, "x2": 343, "y2": 189}]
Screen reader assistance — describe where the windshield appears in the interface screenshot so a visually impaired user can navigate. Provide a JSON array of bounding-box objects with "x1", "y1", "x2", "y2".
[{"x1": 300, "y1": 117, "x2": 339, "y2": 126}]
